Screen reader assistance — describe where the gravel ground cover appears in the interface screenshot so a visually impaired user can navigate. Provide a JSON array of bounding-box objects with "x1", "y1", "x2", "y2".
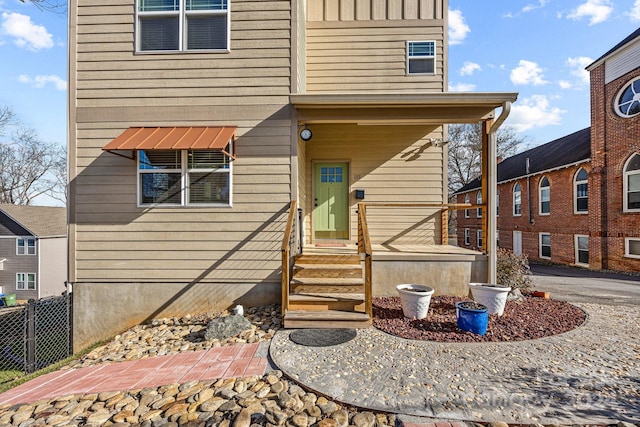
[{"x1": 372, "y1": 295, "x2": 587, "y2": 342}]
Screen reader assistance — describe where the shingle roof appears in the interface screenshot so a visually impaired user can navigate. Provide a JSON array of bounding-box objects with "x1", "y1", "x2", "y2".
[
  {"x1": 587, "y1": 27, "x2": 640, "y2": 70},
  {"x1": 454, "y1": 127, "x2": 591, "y2": 194},
  {"x1": 0, "y1": 205, "x2": 67, "y2": 237}
]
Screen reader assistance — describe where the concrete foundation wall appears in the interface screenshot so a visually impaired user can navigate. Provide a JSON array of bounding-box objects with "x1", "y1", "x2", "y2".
[
  {"x1": 372, "y1": 255, "x2": 487, "y2": 297},
  {"x1": 73, "y1": 281, "x2": 279, "y2": 352}
]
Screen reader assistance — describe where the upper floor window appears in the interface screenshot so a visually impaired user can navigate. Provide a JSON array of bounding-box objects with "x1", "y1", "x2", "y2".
[
  {"x1": 614, "y1": 77, "x2": 640, "y2": 118},
  {"x1": 17, "y1": 238, "x2": 36, "y2": 255},
  {"x1": 407, "y1": 41, "x2": 435, "y2": 75},
  {"x1": 574, "y1": 168, "x2": 588, "y2": 214},
  {"x1": 138, "y1": 149, "x2": 232, "y2": 206},
  {"x1": 624, "y1": 153, "x2": 640, "y2": 212},
  {"x1": 539, "y1": 176, "x2": 550, "y2": 215},
  {"x1": 464, "y1": 228, "x2": 470, "y2": 246},
  {"x1": 513, "y1": 182, "x2": 522, "y2": 216},
  {"x1": 464, "y1": 193, "x2": 470, "y2": 218},
  {"x1": 496, "y1": 190, "x2": 499, "y2": 216},
  {"x1": 476, "y1": 191, "x2": 482, "y2": 218},
  {"x1": 137, "y1": 0, "x2": 230, "y2": 52},
  {"x1": 476, "y1": 229, "x2": 483, "y2": 249}
]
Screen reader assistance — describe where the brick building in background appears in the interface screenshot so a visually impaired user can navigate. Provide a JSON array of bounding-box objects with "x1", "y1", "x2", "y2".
[{"x1": 455, "y1": 28, "x2": 640, "y2": 273}]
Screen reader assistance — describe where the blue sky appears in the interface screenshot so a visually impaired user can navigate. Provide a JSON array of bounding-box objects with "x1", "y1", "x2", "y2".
[
  {"x1": 0, "y1": 0, "x2": 639, "y2": 155},
  {"x1": 449, "y1": 0, "x2": 640, "y2": 145}
]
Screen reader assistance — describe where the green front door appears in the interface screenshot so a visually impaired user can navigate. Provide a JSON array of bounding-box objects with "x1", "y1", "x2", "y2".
[{"x1": 314, "y1": 163, "x2": 349, "y2": 239}]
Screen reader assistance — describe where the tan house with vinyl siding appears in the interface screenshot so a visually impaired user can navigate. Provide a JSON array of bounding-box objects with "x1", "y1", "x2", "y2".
[{"x1": 68, "y1": 0, "x2": 516, "y2": 350}]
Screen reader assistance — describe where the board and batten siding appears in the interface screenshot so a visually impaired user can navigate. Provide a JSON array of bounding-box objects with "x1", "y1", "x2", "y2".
[
  {"x1": 304, "y1": 0, "x2": 445, "y2": 93},
  {"x1": 70, "y1": 0, "x2": 294, "y2": 286},
  {"x1": 303, "y1": 123, "x2": 444, "y2": 244}
]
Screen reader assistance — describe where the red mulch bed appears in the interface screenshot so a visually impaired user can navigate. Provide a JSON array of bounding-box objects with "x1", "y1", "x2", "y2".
[{"x1": 372, "y1": 295, "x2": 587, "y2": 342}]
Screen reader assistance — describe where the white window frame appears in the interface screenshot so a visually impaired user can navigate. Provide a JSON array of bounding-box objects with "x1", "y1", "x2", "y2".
[
  {"x1": 539, "y1": 232, "x2": 551, "y2": 259},
  {"x1": 625, "y1": 238, "x2": 640, "y2": 259},
  {"x1": 464, "y1": 228, "x2": 470, "y2": 246},
  {"x1": 464, "y1": 193, "x2": 470, "y2": 218},
  {"x1": 136, "y1": 0, "x2": 231, "y2": 53},
  {"x1": 16, "y1": 237, "x2": 36, "y2": 256},
  {"x1": 406, "y1": 41, "x2": 436, "y2": 75},
  {"x1": 574, "y1": 168, "x2": 588, "y2": 214},
  {"x1": 16, "y1": 272, "x2": 36, "y2": 290},
  {"x1": 137, "y1": 149, "x2": 233, "y2": 208},
  {"x1": 476, "y1": 191, "x2": 482, "y2": 218},
  {"x1": 574, "y1": 235, "x2": 589, "y2": 267},
  {"x1": 623, "y1": 153, "x2": 640, "y2": 212},
  {"x1": 538, "y1": 176, "x2": 550, "y2": 215},
  {"x1": 513, "y1": 182, "x2": 522, "y2": 216},
  {"x1": 614, "y1": 76, "x2": 640, "y2": 118},
  {"x1": 477, "y1": 229, "x2": 483, "y2": 249},
  {"x1": 496, "y1": 190, "x2": 500, "y2": 217}
]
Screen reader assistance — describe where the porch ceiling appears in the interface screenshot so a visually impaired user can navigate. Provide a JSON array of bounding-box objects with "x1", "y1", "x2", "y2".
[{"x1": 290, "y1": 92, "x2": 518, "y2": 125}]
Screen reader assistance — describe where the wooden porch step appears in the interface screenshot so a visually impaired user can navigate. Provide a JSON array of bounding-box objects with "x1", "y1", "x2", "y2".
[
  {"x1": 284, "y1": 310, "x2": 372, "y2": 329},
  {"x1": 293, "y1": 263, "x2": 363, "y2": 279},
  {"x1": 290, "y1": 277, "x2": 365, "y2": 294},
  {"x1": 294, "y1": 254, "x2": 361, "y2": 265},
  {"x1": 288, "y1": 293, "x2": 365, "y2": 312}
]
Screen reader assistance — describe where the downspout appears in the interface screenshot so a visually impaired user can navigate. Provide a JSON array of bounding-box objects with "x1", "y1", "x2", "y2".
[
  {"x1": 526, "y1": 158, "x2": 533, "y2": 224},
  {"x1": 488, "y1": 101, "x2": 512, "y2": 284}
]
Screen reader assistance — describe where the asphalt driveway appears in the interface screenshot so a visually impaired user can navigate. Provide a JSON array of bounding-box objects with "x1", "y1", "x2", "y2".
[{"x1": 529, "y1": 263, "x2": 640, "y2": 306}]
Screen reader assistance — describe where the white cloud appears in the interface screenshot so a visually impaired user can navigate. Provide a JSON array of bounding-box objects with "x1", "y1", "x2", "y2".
[
  {"x1": 19, "y1": 74, "x2": 67, "y2": 91},
  {"x1": 448, "y1": 82, "x2": 476, "y2": 92},
  {"x1": 1, "y1": 12, "x2": 53, "y2": 51},
  {"x1": 448, "y1": 9, "x2": 470, "y2": 45},
  {"x1": 508, "y1": 95, "x2": 565, "y2": 133},
  {"x1": 628, "y1": 0, "x2": 640, "y2": 21},
  {"x1": 522, "y1": 0, "x2": 549, "y2": 13},
  {"x1": 559, "y1": 80, "x2": 573, "y2": 89},
  {"x1": 510, "y1": 60, "x2": 548, "y2": 86},
  {"x1": 566, "y1": 56, "x2": 593, "y2": 86},
  {"x1": 567, "y1": 0, "x2": 613, "y2": 25},
  {"x1": 459, "y1": 61, "x2": 481, "y2": 76}
]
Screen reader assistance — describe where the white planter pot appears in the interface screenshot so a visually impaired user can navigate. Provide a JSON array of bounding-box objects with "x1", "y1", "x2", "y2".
[
  {"x1": 396, "y1": 284, "x2": 435, "y2": 319},
  {"x1": 469, "y1": 283, "x2": 512, "y2": 316}
]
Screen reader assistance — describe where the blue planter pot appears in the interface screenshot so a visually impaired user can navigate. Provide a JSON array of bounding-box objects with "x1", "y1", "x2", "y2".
[{"x1": 456, "y1": 301, "x2": 488, "y2": 335}]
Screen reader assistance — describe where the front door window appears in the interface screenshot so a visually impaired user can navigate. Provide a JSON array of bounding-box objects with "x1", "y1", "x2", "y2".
[{"x1": 314, "y1": 163, "x2": 349, "y2": 239}]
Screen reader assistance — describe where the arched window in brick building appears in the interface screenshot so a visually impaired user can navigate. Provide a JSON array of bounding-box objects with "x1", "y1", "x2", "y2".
[
  {"x1": 476, "y1": 191, "x2": 482, "y2": 217},
  {"x1": 539, "y1": 176, "x2": 550, "y2": 215},
  {"x1": 624, "y1": 153, "x2": 640, "y2": 212},
  {"x1": 513, "y1": 182, "x2": 522, "y2": 216},
  {"x1": 574, "y1": 168, "x2": 588, "y2": 213}
]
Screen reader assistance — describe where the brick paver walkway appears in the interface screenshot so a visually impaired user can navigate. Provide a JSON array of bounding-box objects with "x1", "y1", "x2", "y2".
[{"x1": 0, "y1": 343, "x2": 268, "y2": 406}]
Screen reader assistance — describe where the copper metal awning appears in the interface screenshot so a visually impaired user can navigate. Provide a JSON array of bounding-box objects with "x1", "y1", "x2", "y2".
[{"x1": 102, "y1": 126, "x2": 237, "y2": 159}]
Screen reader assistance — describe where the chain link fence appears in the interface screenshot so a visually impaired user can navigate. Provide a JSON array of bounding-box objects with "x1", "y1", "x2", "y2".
[{"x1": 0, "y1": 293, "x2": 72, "y2": 385}]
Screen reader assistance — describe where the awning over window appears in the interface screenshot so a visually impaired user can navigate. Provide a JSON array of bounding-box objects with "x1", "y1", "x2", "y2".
[{"x1": 102, "y1": 126, "x2": 236, "y2": 158}]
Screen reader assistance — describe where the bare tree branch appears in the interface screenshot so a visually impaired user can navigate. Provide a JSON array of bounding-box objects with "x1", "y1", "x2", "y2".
[
  {"x1": 448, "y1": 123, "x2": 528, "y2": 195},
  {"x1": 0, "y1": 106, "x2": 67, "y2": 205},
  {"x1": 19, "y1": 0, "x2": 67, "y2": 14}
]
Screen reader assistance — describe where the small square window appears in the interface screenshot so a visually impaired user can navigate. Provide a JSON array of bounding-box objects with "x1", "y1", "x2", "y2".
[
  {"x1": 407, "y1": 41, "x2": 435, "y2": 75},
  {"x1": 625, "y1": 238, "x2": 640, "y2": 259}
]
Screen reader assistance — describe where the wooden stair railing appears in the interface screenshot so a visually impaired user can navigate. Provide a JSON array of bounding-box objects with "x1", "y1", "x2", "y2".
[
  {"x1": 357, "y1": 203, "x2": 373, "y2": 317},
  {"x1": 281, "y1": 200, "x2": 298, "y2": 316}
]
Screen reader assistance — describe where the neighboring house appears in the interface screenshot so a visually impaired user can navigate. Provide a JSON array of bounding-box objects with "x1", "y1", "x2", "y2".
[
  {"x1": 68, "y1": 0, "x2": 516, "y2": 350},
  {"x1": 0, "y1": 205, "x2": 67, "y2": 301},
  {"x1": 455, "y1": 28, "x2": 640, "y2": 274}
]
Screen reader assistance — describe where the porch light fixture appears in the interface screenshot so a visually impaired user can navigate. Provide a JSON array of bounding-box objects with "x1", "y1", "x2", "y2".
[
  {"x1": 430, "y1": 138, "x2": 448, "y2": 147},
  {"x1": 300, "y1": 126, "x2": 313, "y2": 141}
]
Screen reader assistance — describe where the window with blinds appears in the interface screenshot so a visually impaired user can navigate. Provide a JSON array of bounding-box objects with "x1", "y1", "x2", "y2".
[
  {"x1": 407, "y1": 41, "x2": 435, "y2": 75},
  {"x1": 138, "y1": 149, "x2": 232, "y2": 206},
  {"x1": 137, "y1": 0, "x2": 229, "y2": 52}
]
